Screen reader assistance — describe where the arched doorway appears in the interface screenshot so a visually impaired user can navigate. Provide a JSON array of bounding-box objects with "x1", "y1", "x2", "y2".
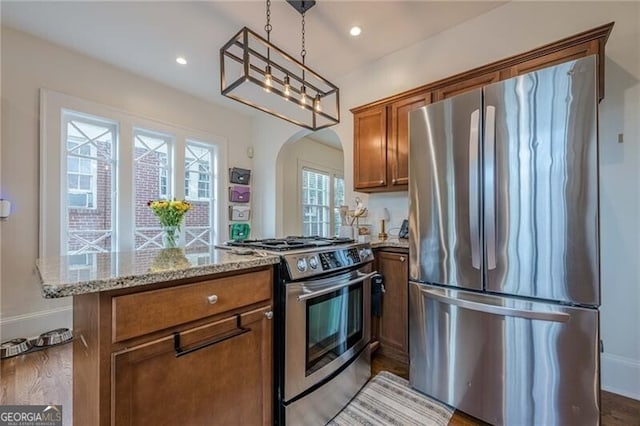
[{"x1": 275, "y1": 128, "x2": 344, "y2": 237}]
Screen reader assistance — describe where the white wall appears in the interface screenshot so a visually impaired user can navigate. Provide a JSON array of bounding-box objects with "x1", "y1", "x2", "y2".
[
  {"x1": 0, "y1": 27, "x2": 253, "y2": 340},
  {"x1": 251, "y1": 2, "x2": 640, "y2": 398},
  {"x1": 278, "y1": 137, "x2": 344, "y2": 237}
]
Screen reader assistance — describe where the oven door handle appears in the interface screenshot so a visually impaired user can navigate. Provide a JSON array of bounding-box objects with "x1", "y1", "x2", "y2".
[{"x1": 297, "y1": 271, "x2": 378, "y2": 302}]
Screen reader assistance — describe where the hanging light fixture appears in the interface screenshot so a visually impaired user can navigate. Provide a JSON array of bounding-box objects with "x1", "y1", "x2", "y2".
[{"x1": 220, "y1": 0, "x2": 340, "y2": 131}]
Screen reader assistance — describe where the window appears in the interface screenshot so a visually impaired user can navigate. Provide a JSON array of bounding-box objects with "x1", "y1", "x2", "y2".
[
  {"x1": 333, "y1": 176, "x2": 345, "y2": 236},
  {"x1": 185, "y1": 143, "x2": 213, "y2": 201},
  {"x1": 302, "y1": 168, "x2": 343, "y2": 237},
  {"x1": 184, "y1": 142, "x2": 216, "y2": 248},
  {"x1": 40, "y1": 90, "x2": 226, "y2": 257},
  {"x1": 63, "y1": 113, "x2": 116, "y2": 254},
  {"x1": 134, "y1": 129, "x2": 174, "y2": 249},
  {"x1": 67, "y1": 140, "x2": 96, "y2": 208},
  {"x1": 198, "y1": 163, "x2": 211, "y2": 199}
]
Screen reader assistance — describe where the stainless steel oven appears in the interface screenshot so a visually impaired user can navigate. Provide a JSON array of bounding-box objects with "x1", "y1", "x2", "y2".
[
  {"x1": 222, "y1": 238, "x2": 375, "y2": 425},
  {"x1": 245, "y1": 239, "x2": 376, "y2": 426},
  {"x1": 284, "y1": 267, "x2": 374, "y2": 402}
]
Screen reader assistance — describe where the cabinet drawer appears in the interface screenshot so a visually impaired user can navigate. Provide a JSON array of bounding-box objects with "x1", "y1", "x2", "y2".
[{"x1": 112, "y1": 268, "x2": 272, "y2": 342}]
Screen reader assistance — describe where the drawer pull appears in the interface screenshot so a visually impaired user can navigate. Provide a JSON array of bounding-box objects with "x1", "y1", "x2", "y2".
[
  {"x1": 207, "y1": 295, "x2": 218, "y2": 304},
  {"x1": 173, "y1": 314, "x2": 250, "y2": 358},
  {"x1": 400, "y1": 256, "x2": 406, "y2": 262},
  {"x1": 264, "y1": 311, "x2": 273, "y2": 320}
]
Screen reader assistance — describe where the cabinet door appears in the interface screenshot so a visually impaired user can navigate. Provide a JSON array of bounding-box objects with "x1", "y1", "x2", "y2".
[
  {"x1": 435, "y1": 71, "x2": 501, "y2": 101},
  {"x1": 353, "y1": 106, "x2": 387, "y2": 190},
  {"x1": 511, "y1": 40, "x2": 599, "y2": 77},
  {"x1": 388, "y1": 92, "x2": 431, "y2": 188},
  {"x1": 510, "y1": 40, "x2": 603, "y2": 100},
  {"x1": 377, "y1": 251, "x2": 409, "y2": 363},
  {"x1": 113, "y1": 306, "x2": 272, "y2": 426}
]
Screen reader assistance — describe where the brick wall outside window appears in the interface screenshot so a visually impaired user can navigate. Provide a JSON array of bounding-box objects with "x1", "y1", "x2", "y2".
[{"x1": 69, "y1": 145, "x2": 211, "y2": 251}]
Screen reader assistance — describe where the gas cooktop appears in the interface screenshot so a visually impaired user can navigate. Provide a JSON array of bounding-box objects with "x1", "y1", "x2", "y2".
[{"x1": 225, "y1": 236, "x2": 355, "y2": 252}]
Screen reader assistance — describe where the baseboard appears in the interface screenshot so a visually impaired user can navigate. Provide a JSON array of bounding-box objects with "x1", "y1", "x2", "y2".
[
  {"x1": 0, "y1": 306, "x2": 73, "y2": 341},
  {"x1": 602, "y1": 352, "x2": 640, "y2": 401}
]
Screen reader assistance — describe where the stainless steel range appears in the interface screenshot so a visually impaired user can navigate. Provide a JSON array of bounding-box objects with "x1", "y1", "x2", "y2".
[{"x1": 226, "y1": 236, "x2": 376, "y2": 425}]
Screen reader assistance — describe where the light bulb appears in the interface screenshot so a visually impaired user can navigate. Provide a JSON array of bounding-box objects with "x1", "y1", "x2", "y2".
[
  {"x1": 264, "y1": 65, "x2": 272, "y2": 92},
  {"x1": 300, "y1": 85, "x2": 308, "y2": 108},
  {"x1": 314, "y1": 94, "x2": 322, "y2": 112},
  {"x1": 283, "y1": 75, "x2": 291, "y2": 99}
]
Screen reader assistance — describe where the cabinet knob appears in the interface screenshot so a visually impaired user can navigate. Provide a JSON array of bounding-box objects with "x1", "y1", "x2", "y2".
[
  {"x1": 264, "y1": 311, "x2": 273, "y2": 320},
  {"x1": 392, "y1": 178, "x2": 397, "y2": 184},
  {"x1": 379, "y1": 180, "x2": 384, "y2": 185},
  {"x1": 207, "y1": 295, "x2": 218, "y2": 304},
  {"x1": 400, "y1": 256, "x2": 406, "y2": 262}
]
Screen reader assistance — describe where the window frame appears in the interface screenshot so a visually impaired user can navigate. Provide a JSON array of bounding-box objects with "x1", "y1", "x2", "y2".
[
  {"x1": 40, "y1": 89, "x2": 228, "y2": 257},
  {"x1": 298, "y1": 160, "x2": 344, "y2": 238}
]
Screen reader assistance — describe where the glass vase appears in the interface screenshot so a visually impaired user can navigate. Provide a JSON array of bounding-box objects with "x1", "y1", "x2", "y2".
[{"x1": 162, "y1": 225, "x2": 180, "y2": 248}]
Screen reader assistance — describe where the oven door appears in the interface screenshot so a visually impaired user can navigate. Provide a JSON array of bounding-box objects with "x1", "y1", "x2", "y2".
[{"x1": 284, "y1": 266, "x2": 374, "y2": 402}]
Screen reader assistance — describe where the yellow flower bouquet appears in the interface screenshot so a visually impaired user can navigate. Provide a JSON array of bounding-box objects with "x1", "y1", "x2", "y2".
[{"x1": 147, "y1": 199, "x2": 192, "y2": 247}]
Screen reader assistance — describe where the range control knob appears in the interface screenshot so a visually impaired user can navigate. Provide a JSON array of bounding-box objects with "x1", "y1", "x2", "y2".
[
  {"x1": 296, "y1": 258, "x2": 307, "y2": 272},
  {"x1": 308, "y1": 256, "x2": 318, "y2": 269},
  {"x1": 359, "y1": 248, "x2": 371, "y2": 260}
]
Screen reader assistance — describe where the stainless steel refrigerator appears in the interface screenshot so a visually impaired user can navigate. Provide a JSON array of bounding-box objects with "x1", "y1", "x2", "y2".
[{"x1": 408, "y1": 55, "x2": 600, "y2": 426}]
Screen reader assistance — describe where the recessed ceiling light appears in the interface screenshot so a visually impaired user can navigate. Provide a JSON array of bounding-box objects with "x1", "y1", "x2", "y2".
[
  {"x1": 176, "y1": 57, "x2": 187, "y2": 65},
  {"x1": 350, "y1": 26, "x2": 362, "y2": 37}
]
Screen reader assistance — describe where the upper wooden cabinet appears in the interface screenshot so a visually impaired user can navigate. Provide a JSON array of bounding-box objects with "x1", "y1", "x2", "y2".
[
  {"x1": 434, "y1": 70, "x2": 503, "y2": 101},
  {"x1": 351, "y1": 22, "x2": 613, "y2": 193},
  {"x1": 388, "y1": 92, "x2": 431, "y2": 187},
  {"x1": 353, "y1": 91, "x2": 431, "y2": 192},
  {"x1": 353, "y1": 105, "x2": 387, "y2": 190}
]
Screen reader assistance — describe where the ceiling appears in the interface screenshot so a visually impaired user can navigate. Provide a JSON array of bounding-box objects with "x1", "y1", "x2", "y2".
[{"x1": 1, "y1": 1, "x2": 505, "y2": 117}]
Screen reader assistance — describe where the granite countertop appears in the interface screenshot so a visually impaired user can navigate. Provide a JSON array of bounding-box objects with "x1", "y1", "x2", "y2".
[
  {"x1": 36, "y1": 247, "x2": 280, "y2": 298},
  {"x1": 369, "y1": 238, "x2": 409, "y2": 249}
]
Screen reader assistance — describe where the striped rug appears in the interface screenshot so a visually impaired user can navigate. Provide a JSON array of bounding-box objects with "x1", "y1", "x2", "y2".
[{"x1": 328, "y1": 371, "x2": 453, "y2": 426}]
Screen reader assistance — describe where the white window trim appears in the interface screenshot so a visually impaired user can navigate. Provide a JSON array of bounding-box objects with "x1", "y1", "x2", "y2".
[
  {"x1": 40, "y1": 89, "x2": 228, "y2": 257},
  {"x1": 297, "y1": 159, "x2": 344, "y2": 238}
]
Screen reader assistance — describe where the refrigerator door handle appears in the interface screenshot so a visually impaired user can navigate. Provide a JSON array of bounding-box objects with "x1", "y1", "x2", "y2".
[
  {"x1": 469, "y1": 109, "x2": 481, "y2": 269},
  {"x1": 484, "y1": 105, "x2": 497, "y2": 270},
  {"x1": 420, "y1": 287, "x2": 570, "y2": 323}
]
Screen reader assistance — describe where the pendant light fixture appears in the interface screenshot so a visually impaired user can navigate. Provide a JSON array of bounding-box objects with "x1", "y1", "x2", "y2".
[{"x1": 220, "y1": 0, "x2": 340, "y2": 131}]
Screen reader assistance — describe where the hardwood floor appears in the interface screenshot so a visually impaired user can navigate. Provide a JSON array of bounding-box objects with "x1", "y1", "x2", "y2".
[
  {"x1": 1, "y1": 343, "x2": 72, "y2": 426},
  {"x1": 1, "y1": 345, "x2": 638, "y2": 426},
  {"x1": 372, "y1": 353, "x2": 640, "y2": 426}
]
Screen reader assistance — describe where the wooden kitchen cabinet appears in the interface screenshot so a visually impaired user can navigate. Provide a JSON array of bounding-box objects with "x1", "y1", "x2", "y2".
[
  {"x1": 388, "y1": 92, "x2": 431, "y2": 187},
  {"x1": 113, "y1": 305, "x2": 272, "y2": 425},
  {"x1": 352, "y1": 23, "x2": 613, "y2": 191},
  {"x1": 509, "y1": 39, "x2": 606, "y2": 100},
  {"x1": 353, "y1": 105, "x2": 387, "y2": 190},
  {"x1": 353, "y1": 92, "x2": 430, "y2": 192},
  {"x1": 374, "y1": 249, "x2": 409, "y2": 364},
  {"x1": 434, "y1": 70, "x2": 502, "y2": 101},
  {"x1": 73, "y1": 267, "x2": 273, "y2": 426}
]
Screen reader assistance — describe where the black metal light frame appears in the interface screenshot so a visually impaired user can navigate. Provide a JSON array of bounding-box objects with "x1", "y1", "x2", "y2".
[{"x1": 219, "y1": 4, "x2": 340, "y2": 131}]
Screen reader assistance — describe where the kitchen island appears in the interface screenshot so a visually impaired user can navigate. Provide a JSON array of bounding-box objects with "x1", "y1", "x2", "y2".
[{"x1": 36, "y1": 247, "x2": 280, "y2": 426}]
